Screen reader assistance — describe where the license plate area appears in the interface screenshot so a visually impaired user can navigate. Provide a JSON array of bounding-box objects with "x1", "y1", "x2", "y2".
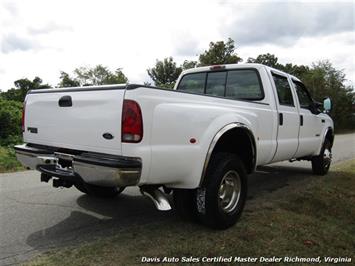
[{"x1": 55, "y1": 152, "x2": 74, "y2": 168}]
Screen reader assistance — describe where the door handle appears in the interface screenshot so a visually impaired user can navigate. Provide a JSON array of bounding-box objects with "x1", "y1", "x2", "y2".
[
  {"x1": 58, "y1": 96, "x2": 72, "y2": 107},
  {"x1": 300, "y1": 115, "x2": 303, "y2": 126},
  {"x1": 279, "y1": 113, "x2": 283, "y2": 126}
]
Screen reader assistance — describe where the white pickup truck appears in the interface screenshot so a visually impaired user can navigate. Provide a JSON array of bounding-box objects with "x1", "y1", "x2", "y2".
[{"x1": 15, "y1": 63, "x2": 334, "y2": 229}]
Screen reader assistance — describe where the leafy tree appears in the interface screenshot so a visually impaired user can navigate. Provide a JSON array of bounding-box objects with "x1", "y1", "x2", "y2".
[
  {"x1": 182, "y1": 60, "x2": 198, "y2": 70},
  {"x1": 198, "y1": 38, "x2": 242, "y2": 66},
  {"x1": 246, "y1": 53, "x2": 311, "y2": 78},
  {"x1": 301, "y1": 61, "x2": 354, "y2": 129},
  {"x1": 146, "y1": 39, "x2": 242, "y2": 88},
  {"x1": 1, "y1": 77, "x2": 50, "y2": 102},
  {"x1": 0, "y1": 98, "x2": 22, "y2": 145},
  {"x1": 281, "y1": 63, "x2": 310, "y2": 78},
  {"x1": 73, "y1": 65, "x2": 128, "y2": 86},
  {"x1": 58, "y1": 71, "x2": 80, "y2": 87},
  {"x1": 147, "y1": 57, "x2": 182, "y2": 88},
  {"x1": 247, "y1": 53, "x2": 281, "y2": 69}
]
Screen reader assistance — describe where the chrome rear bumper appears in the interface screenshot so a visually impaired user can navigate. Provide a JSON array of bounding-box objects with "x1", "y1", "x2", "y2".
[{"x1": 14, "y1": 144, "x2": 141, "y2": 187}]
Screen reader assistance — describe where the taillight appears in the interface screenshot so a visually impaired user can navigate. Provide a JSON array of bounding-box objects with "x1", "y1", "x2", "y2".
[
  {"x1": 21, "y1": 101, "x2": 26, "y2": 132},
  {"x1": 121, "y1": 100, "x2": 143, "y2": 143}
]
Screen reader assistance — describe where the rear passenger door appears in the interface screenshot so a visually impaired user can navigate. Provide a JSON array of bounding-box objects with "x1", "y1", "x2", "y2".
[{"x1": 271, "y1": 72, "x2": 300, "y2": 162}]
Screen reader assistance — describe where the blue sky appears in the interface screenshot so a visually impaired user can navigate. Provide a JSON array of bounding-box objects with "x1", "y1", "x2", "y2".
[{"x1": 0, "y1": 0, "x2": 354, "y2": 90}]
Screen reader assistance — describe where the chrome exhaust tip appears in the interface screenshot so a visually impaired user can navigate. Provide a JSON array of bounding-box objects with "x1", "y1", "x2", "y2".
[{"x1": 140, "y1": 187, "x2": 171, "y2": 211}]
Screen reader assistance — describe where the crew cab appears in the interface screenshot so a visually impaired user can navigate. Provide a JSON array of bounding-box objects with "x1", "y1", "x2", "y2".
[{"x1": 15, "y1": 63, "x2": 334, "y2": 229}]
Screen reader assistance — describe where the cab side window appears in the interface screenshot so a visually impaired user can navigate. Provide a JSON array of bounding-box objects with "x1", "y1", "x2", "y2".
[
  {"x1": 272, "y1": 74, "x2": 294, "y2": 106},
  {"x1": 226, "y1": 70, "x2": 263, "y2": 100},
  {"x1": 177, "y1": 73, "x2": 206, "y2": 94},
  {"x1": 293, "y1": 81, "x2": 312, "y2": 109}
]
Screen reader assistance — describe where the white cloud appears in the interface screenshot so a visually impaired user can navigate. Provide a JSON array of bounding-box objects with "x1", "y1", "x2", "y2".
[
  {"x1": 28, "y1": 22, "x2": 73, "y2": 35},
  {"x1": 222, "y1": 1, "x2": 354, "y2": 46},
  {"x1": 238, "y1": 31, "x2": 355, "y2": 83},
  {"x1": 0, "y1": 0, "x2": 354, "y2": 91},
  {"x1": 1, "y1": 33, "x2": 39, "y2": 53}
]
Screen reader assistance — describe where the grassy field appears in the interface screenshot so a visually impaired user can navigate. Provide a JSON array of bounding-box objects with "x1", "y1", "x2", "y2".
[
  {"x1": 0, "y1": 146, "x2": 24, "y2": 173},
  {"x1": 26, "y1": 160, "x2": 355, "y2": 266}
]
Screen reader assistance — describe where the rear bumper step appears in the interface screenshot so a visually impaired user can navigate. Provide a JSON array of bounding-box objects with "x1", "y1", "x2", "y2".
[
  {"x1": 15, "y1": 144, "x2": 142, "y2": 187},
  {"x1": 37, "y1": 164, "x2": 77, "y2": 179}
]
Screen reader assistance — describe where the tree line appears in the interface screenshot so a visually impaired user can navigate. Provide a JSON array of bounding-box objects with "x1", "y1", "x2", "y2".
[{"x1": 0, "y1": 38, "x2": 354, "y2": 147}]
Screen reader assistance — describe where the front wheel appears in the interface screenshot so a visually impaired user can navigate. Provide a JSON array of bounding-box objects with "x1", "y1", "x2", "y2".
[
  {"x1": 312, "y1": 138, "x2": 332, "y2": 175},
  {"x1": 196, "y1": 153, "x2": 248, "y2": 229},
  {"x1": 74, "y1": 182, "x2": 125, "y2": 198}
]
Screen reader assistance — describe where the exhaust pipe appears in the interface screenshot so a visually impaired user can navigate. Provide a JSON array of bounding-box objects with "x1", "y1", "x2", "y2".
[{"x1": 140, "y1": 186, "x2": 171, "y2": 211}]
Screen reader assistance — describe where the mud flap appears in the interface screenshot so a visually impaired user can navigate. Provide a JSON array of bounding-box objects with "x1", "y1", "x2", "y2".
[{"x1": 196, "y1": 188, "x2": 206, "y2": 214}]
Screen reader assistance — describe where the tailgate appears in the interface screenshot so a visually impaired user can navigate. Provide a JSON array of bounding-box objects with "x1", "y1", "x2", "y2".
[{"x1": 23, "y1": 86, "x2": 125, "y2": 155}]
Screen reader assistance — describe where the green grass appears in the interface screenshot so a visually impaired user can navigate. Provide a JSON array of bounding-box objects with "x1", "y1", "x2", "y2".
[
  {"x1": 27, "y1": 160, "x2": 355, "y2": 266},
  {"x1": 0, "y1": 146, "x2": 24, "y2": 173}
]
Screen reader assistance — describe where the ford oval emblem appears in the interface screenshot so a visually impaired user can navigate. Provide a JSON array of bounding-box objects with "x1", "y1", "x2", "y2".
[{"x1": 103, "y1": 133, "x2": 114, "y2": 140}]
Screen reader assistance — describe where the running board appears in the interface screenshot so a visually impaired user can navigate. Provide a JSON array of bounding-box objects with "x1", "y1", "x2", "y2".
[{"x1": 140, "y1": 187, "x2": 171, "y2": 211}]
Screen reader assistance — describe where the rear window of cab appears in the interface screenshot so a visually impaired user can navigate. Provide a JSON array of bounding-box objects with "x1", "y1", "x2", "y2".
[{"x1": 177, "y1": 69, "x2": 264, "y2": 101}]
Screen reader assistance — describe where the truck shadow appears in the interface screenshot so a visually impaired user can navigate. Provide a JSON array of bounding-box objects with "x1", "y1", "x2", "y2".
[
  {"x1": 25, "y1": 162, "x2": 315, "y2": 254},
  {"x1": 249, "y1": 164, "x2": 313, "y2": 197},
  {"x1": 26, "y1": 193, "x2": 175, "y2": 253}
]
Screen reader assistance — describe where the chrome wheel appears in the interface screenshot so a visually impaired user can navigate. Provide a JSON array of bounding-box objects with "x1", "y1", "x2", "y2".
[{"x1": 218, "y1": 170, "x2": 241, "y2": 213}]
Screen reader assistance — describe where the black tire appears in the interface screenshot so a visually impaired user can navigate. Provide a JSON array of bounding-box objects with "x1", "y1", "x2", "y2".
[
  {"x1": 173, "y1": 189, "x2": 198, "y2": 221},
  {"x1": 196, "y1": 152, "x2": 247, "y2": 229},
  {"x1": 74, "y1": 182, "x2": 125, "y2": 198},
  {"x1": 312, "y1": 138, "x2": 332, "y2": 175}
]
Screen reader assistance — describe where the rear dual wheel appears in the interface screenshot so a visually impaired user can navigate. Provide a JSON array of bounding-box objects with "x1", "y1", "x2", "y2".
[{"x1": 173, "y1": 153, "x2": 247, "y2": 229}]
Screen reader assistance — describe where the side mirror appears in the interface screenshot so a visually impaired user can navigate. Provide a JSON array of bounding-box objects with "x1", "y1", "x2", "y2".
[
  {"x1": 323, "y1": 97, "x2": 331, "y2": 113},
  {"x1": 309, "y1": 101, "x2": 322, "y2": 115}
]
